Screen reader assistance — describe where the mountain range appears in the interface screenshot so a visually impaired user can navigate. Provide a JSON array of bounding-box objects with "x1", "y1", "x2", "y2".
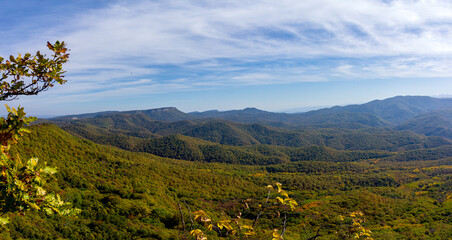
[
  {"x1": 51, "y1": 95, "x2": 452, "y2": 140},
  {"x1": 7, "y1": 95, "x2": 452, "y2": 239},
  {"x1": 42, "y1": 95, "x2": 452, "y2": 165}
]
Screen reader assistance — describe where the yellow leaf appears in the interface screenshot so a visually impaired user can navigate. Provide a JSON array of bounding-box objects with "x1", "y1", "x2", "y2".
[
  {"x1": 36, "y1": 187, "x2": 46, "y2": 196},
  {"x1": 224, "y1": 224, "x2": 233, "y2": 230},
  {"x1": 217, "y1": 223, "x2": 223, "y2": 230},
  {"x1": 241, "y1": 225, "x2": 253, "y2": 230},
  {"x1": 28, "y1": 158, "x2": 38, "y2": 168},
  {"x1": 193, "y1": 210, "x2": 206, "y2": 217},
  {"x1": 272, "y1": 229, "x2": 284, "y2": 239},
  {"x1": 15, "y1": 180, "x2": 26, "y2": 191},
  {"x1": 207, "y1": 224, "x2": 213, "y2": 231},
  {"x1": 244, "y1": 231, "x2": 256, "y2": 235},
  {"x1": 280, "y1": 190, "x2": 289, "y2": 198},
  {"x1": 29, "y1": 202, "x2": 40, "y2": 211},
  {"x1": 0, "y1": 216, "x2": 10, "y2": 225},
  {"x1": 42, "y1": 166, "x2": 58, "y2": 175}
]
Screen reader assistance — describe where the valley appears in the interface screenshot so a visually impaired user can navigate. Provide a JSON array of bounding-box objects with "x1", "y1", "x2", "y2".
[{"x1": 3, "y1": 96, "x2": 451, "y2": 239}]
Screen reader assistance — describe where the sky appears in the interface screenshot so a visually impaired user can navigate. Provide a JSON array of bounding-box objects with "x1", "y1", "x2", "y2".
[{"x1": 1, "y1": 0, "x2": 452, "y2": 116}]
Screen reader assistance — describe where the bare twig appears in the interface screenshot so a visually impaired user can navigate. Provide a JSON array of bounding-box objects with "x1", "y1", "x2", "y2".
[
  {"x1": 281, "y1": 213, "x2": 287, "y2": 237},
  {"x1": 303, "y1": 225, "x2": 322, "y2": 240},
  {"x1": 253, "y1": 188, "x2": 272, "y2": 228},
  {"x1": 183, "y1": 200, "x2": 194, "y2": 230},
  {"x1": 177, "y1": 202, "x2": 186, "y2": 231}
]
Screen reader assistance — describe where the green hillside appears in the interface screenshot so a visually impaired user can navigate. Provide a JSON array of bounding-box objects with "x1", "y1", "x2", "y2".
[
  {"x1": 2, "y1": 124, "x2": 451, "y2": 239},
  {"x1": 53, "y1": 96, "x2": 452, "y2": 130},
  {"x1": 298, "y1": 96, "x2": 452, "y2": 124},
  {"x1": 6, "y1": 124, "x2": 263, "y2": 239},
  {"x1": 395, "y1": 110, "x2": 452, "y2": 140},
  {"x1": 55, "y1": 114, "x2": 452, "y2": 151}
]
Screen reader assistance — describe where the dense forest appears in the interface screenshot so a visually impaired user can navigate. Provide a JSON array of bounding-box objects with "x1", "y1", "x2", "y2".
[
  {"x1": 1, "y1": 96, "x2": 451, "y2": 239},
  {"x1": 4, "y1": 0, "x2": 452, "y2": 238}
]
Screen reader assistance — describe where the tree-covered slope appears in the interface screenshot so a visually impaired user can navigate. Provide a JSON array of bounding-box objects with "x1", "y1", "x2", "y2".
[
  {"x1": 190, "y1": 96, "x2": 452, "y2": 127},
  {"x1": 395, "y1": 109, "x2": 452, "y2": 140},
  {"x1": 56, "y1": 114, "x2": 452, "y2": 151},
  {"x1": 6, "y1": 124, "x2": 264, "y2": 239},
  {"x1": 3, "y1": 123, "x2": 451, "y2": 239},
  {"x1": 301, "y1": 96, "x2": 452, "y2": 124},
  {"x1": 51, "y1": 96, "x2": 452, "y2": 130},
  {"x1": 50, "y1": 117, "x2": 452, "y2": 167}
]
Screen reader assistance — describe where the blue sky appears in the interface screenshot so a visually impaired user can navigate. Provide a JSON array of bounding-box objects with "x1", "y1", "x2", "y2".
[{"x1": 1, "y1": 0, "x2": 452, "y2": 116}]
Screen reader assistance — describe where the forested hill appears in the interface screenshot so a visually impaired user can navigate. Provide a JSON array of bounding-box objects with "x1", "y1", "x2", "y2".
[
  {"x1": 52, "y1": 111, "x2": 452, "y2": 150},
  {"x1": 190, "y1": 96, "x2": 452, "y2": 126},
  {"x1": 42, "y1": 95, "x2": 452, "y2": 167},
  {"x1": 50, "y1": 96, "x2": 452, "y2": 140},
  {"x1": 301, "y1": 95, "x2": 452, "y2": 124},
  {"x1": 6, "y1": 96, "x2": 452, "y2": 239},
  {"x1": 6, "y1": 123, "x2": 452, "y2": 239}
]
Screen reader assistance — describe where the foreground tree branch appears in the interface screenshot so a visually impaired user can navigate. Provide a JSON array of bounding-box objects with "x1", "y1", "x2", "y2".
[{"x1": 0, "y1": 41, "x2": 69, "y2": 101}]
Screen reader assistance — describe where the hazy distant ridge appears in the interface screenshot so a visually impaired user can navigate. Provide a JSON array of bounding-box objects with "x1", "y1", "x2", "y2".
[{"x1": 52, "y1": 95, "x2": 452, "y2": 130}]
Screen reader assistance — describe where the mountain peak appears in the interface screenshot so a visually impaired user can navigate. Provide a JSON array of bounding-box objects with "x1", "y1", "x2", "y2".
[
  {"x1": 143, "y1": 107, "x2": 180, "y2": 112},
  {"x1": 242, "y1": 107, "x2": 263, "y2": 113}
]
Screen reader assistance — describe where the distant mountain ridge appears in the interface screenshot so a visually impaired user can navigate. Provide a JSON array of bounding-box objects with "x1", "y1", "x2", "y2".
[
  {"x1": 124, "y1": 107, "x2": 196, "y2": 122},
  {"x1": 395, "y1": 109, "x2": 452, "y2": 139},
  {"x1": 190, "y1": 107, "x2": 294, "y2": 125},
  {"x1": 307, "y1": 96, "x2": 452, "y2": 124},
  {"x1": 53, "y1": 107, "x2": 193, "y2": 122},
  {"x1": 52, "y1": 95, "x2": 452, "y2": 131}
]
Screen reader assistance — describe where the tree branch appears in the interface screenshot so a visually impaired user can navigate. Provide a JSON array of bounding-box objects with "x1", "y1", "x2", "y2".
[
  {"x1": 253, "y1": 188, "x2": 272, "y2": 228},
  {"x1": 183, "y1": 200, "x2": 194, "y2": 230},
  {"x1": 177, "y1": 202, "x2": 186, "y2": 231},
  {"x1": 281, "y1": 213, "x2": 287, "y2": 237}
]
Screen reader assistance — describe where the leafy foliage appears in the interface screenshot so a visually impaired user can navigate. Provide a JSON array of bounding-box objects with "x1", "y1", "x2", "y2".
[
  {"x1": 0, "y1": 105, "x2": 36, "y2": 146},
  {"x1": 0, "y1": 41, "x2": 69, "y2": 101},
  {"x1": 189, "y1": 183, "x2": 298, "y2": 239},
  {"x1": 0, "y1": 41, "x2": 79, "y2": 231},
  {"x1": 0, "y1": 124, "x2": 450, "y2": 239},
  {"x1": 337, "y1": 211, "x2": 373, "y2": 239},
  {"x1": 0, "y1": 107, "x2": 79, "y2": 229},
  {"x1": 37, "y1": 102, "x2": 452, "y2": 238},
  {"x1": 54, "y1": 113, "x2": 452, "y2": 153}
]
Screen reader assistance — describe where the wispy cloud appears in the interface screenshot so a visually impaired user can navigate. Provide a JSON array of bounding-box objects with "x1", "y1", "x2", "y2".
[{"x1": 2, "y1": 0, "x2": 452, "y2": 113}]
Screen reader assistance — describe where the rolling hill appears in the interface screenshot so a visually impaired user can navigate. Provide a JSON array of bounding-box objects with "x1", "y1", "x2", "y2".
[
  {"x1": 51, "y1": 95, "x2": 452, "y2": 133},
  {"x1": 11, "y1": 95, "x2": 449, "y2": 239},
  {"x1": 5, "y1": 122, "x2": 451, "y2": 239}
]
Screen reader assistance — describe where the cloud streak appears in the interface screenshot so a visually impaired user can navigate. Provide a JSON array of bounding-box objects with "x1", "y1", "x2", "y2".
[
  {"x1": 64, "y1": 0, "x2": 452, "y2": 60},
  {"x1": 63, "y1": 0, "x2": 452, "y2": 77},
  {"x1": 2, "y1": 0, "x2": 452, "y2": 114}
]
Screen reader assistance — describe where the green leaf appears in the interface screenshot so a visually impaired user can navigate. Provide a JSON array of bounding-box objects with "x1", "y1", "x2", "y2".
[
  {"x1": 36, "y1": 187, "x2": 46, "y2": 196},
  {"x1": 27, "y1": 158, "x2": 38, "y2": 168},
  {"x1": 29, "y1": 202, "x2": 40, "y2": 211},
  {"x1": 15, "y1": 180, "x2": 25, "y2": 191},
  {"x1": 42, "y1": 166, "x2": 58, "y2": 175},
  {"x1": 0, "y1": 216, "x2": 9, "y2": 225},
  {"x1": 279, "y1": 190, "x2": 289, "y2": 198}
]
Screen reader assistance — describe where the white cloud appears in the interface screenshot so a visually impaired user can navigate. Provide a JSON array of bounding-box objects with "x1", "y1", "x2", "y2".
[
  {"x1": 3, "y1": 0, "x2": 452, "y2": 100},
  {"x1": 57, "y1": 0, "x2": 452, "y2": 60},
  {"x1": 360, "y1": 57, "x2": 452, "y2": 78}
]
